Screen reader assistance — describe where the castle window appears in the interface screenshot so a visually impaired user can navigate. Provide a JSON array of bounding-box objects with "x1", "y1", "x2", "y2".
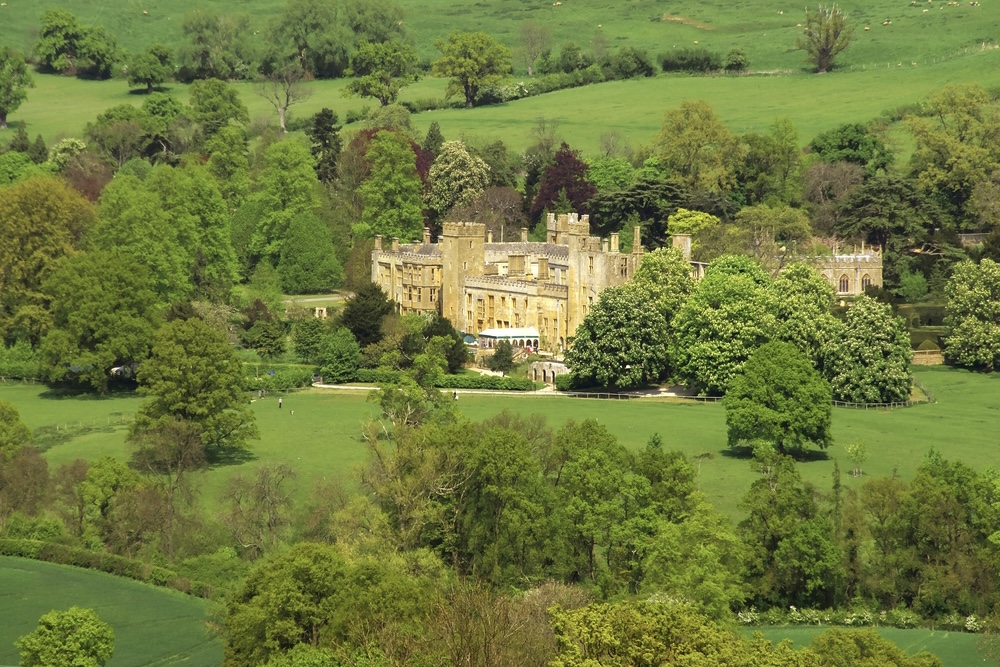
[
  {"x1": 862, "y1": 274, "x2": 872, "y2": 290},
  {"x1": 588, "y1": 257, "x2": 594, "y2": 275},
  {"x1": 839, "y1": 274, "x2": 850, "y2": 293}
]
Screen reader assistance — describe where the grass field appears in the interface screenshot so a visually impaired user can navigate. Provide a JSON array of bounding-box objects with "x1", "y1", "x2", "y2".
[
  {"x1": 752, "y1": 626, "x2": 988, "y2": 667},
  {"x1": 4, "y1": 365, "x2": 999, "y2": 520},
  {"x1": 0, "y1": 556, "x2": 221, "y2": 667},
  {"x1": 8, "y1": 43, "x2": 1000, "y2": 157},
  {"x1": 1, "y1": 0, "x2": 999, "y2": 71}
]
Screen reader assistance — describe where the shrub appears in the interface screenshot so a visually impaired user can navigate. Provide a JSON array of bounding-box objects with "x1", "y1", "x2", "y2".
[
  {"x1": 244, "y1": 365, "x2": 315, "y2": 391},
  {"x1": 607, "y1": 46, "x2": 656, "y2": 79},
  {"x1": 724, "y1": 47, "x2": 750, "y2": 72},
  {"x1": 434, "y1": 374, "x2": 534, "y2": 391},
  {"x1": 658, "y1": 48, "x2": 722, "y2": 73}
]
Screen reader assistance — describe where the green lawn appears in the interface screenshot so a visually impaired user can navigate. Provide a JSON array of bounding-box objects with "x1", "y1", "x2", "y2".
[
  {"x1": 751, "y1": 626, "x2": 988, "y2": 667},
  {"x1": 0, "y1": 556, "x2": 221, "y2": 667},
  {"x1": 4, "y1": 365, "x2": 1000, "y2": 520}
]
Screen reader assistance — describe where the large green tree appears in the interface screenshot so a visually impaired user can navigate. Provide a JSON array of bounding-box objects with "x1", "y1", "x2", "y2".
[
  {"x1": 304, "y1": 108, "x2": 342, "y2": 185},
  {"x1": 176, "y1": 10, "x2": 254, "y2": 81},
  {"x1": 724, "y1": 341, "x2": 833, "y2": 454},
  {"x1": 826, "y1": 295, "x2": 912, "y2": 403},
  {"x1": 566, "y1": 283, "x2": 670, "y2": 389},
  {"x1": 425, "y1": 140, "x2": 491, "y2": 218},
  {"x1": 345, "y1": 40, "x2": 420, "y2": 106},
  {"x1": 0, "y1": 399, "x2": 32, "y2": 460},
  {"x1": 127, "y1": 45, "x2": 173, "y2": 94},
  {"x1": 655, "y1": 100, "x2": 743, "y2": 194},
  {"x1": 189, "y1": 78, "x2": 249, "y2": 139},
  {"x1": 432, "y1": 32, "x2": 512, "y2": 108},
  {"x1": 16, "y1": 606, "x2": 114, "y2": 667},
  {"x1": 340, "y1": 282, "x2": 394, "y2": 347},
  {"x1": 0, "y1": 47, "x2": 33, "y2": 130},
  {"x1": 133, "y1": 317, "x2": 258, "y2": 459},
  {"x1": 797, "y1": 4, "x2": 855, "y2": 73},
  {"x1": 34, "y1": 9, "x2": 121, "y2": 79},
  {"x1": 0, "y1": 176, "x2": 96, "y2": 344},
  {"x1": 357, "y1": 130, "x2": 424, "y2": 240},
  {"x1": 39, "y1": 251, "x2": 160, "y2": 392},
  {"x1": 671, "y1": 256, "x2": 777, "y2": 395},
  {"x1": 251, "y1": 138, "x2": 322, "y2": 265},
  {"x1": 943, "y1": 258, "x2": 1000, "y2": 371},
  {"x1": 277, "y1": 213, "x2": 344, "y2": 294}
]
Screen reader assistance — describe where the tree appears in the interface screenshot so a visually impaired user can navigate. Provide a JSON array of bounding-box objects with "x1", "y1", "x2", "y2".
[
  {"x1": 16, "y1": 606, "x2": 114, "y2": 667},
  {"x1": 34, "y1": 10, "x2": 121, "y2": 79},
  {"x1": 76, "y1": 25, "x2": 121, "y2": 79},
  {"x1": 655, "y1": 100, "x2": 743, "y2": 194},
  {"x1": 425, "y1": 140, "x2": 491, "y2": 218},
  {"x1": 305, "y1": 108, "x2": 342, "y2": 184},
  {"x1": 943, "y1": 258, "x2": 1000, "y2": 371},
  {"x1": 797, "y1": 4, "x2": 855, "y2": 73},
  {"x1": 292, "y1": 318, "x2": 327, "y2": 365},
  {"x1": 486, "y1": 340, "x2": 515, "y2": 376},
  {"x1": 83, "y1": 105, "x2": 150, "y2": 169},
  {"x1": 317, "y1": 328, "x2": 360, "y2": 383},
  {"x1": 566, "y1": 283, "x2": 670, "y2": 388},
  {"x1": 251, "y1": 138, "x2": 322, "y2": 265},
  {"x1": 0, "y1": 176, "x2": 96, "y2": 344},
  {"x1": 346, "y1": 40, "x2": 420, "y2": 106},
  {"x1": 0, "y1": 399, "x2": 31, "y2": 461},
  {"x1": 422, "y1": 121, "x2": 445, "y2": 158},
  {"x1": 827, "y1": 295, "x2": 912, "y2": 403},
  {"x1": 340, "y1": 282, "x2": 394, "y2": 347},
  {"x1": 530, "y1": 142, "x2": 598, "y2": 222},
  {"x1": 133, "y1": 317, "x2": 258, "y2": 460},
  {"x1": 0, "y1": 48, "x2": 33, "y2": 130},
  {"x1": 224, "y1": 463, "x2": 296, "y2": 559},
  {"x1": 671, "y1": 256, "x2": 777, "y2": 395},
  {"x1": 189, "y1": 78, "x2": 249, "y2": 139},
  {"x1": 357, "y1": 130, "x2": 424, "y2": 240},
  {"x1": 631, "y1": 246, "x2": 695, "y2": 325},
  {"x1": 267, "y1": 0, "x2": 351, "y2": 79},
  {"x1": 256, "y1": 65, "x2": 311, "y2": 132},
  {"x1": 432, "y1": 32, "x2": 512, "y2": 108},
  {"x1": 127, "y1": 45, "x2": 172, "y2": 93},
  {"x1": 39, "y1": 251, "x2": 160, "y2": 392},
  {"x1": 177, "y1": 10, "x2": 254, "y2": 81},
  {"x1": 278, "y1": 213, "x2": 344, "y2": 294},
  {"x1": 770, "y1": 263, "x2": 841, "y2": 370},
  {"x1": 519, "y1": 21, "x2": 551, "y2": 77},
  {"x1": 724, "y1": 341, "x2": 833, "y2": 454},
  {"x1": 809, "y1": 122, "x2": 892, "y2": 177}
]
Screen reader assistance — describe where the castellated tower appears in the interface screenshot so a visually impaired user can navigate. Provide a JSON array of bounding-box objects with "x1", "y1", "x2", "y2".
[{"x1": 438, "y1": 222, "x2": 486, "y2": 329}]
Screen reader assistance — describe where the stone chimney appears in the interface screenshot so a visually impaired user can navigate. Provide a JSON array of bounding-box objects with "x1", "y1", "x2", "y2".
[
  {"x1": 610, "y1": 233, "x2": 619, "y2": 253},
  {"x1": 602, "y1": 238, "x2": 609, "y2": 253},
  {"x1": 487, "y1": 230, "x2": 493, "y2": 243},
  {"x1": 375, "y1": 235, "x2": 383, "y2": 251},
  {"x1": 423, "y1": 227, "x2": 431, "y2": 245},
  {"x1": 520, "y1": 227, "x2": 528, "y2": 242},
  {"x1": 508, "y1": 255, "x2": 525, "y2": 276},
  {"x1": 537, "y1": 257, "x2": 549, "y2": 281},
  {"x1": 671, "y1": 234, "x2": 692, "y2": 262},
  {"x1": 391, "y1": 237, "x2": 400, "y2": 252},
  {"x1": 632, "y1": 226, "x2": 642, "y2": 253}
]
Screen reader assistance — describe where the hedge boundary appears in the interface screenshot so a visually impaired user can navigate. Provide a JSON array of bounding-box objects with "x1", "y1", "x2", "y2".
[
  {"x1": 0, "y1": 538, "x2": 215, "y2": 599},
  {"x1": 353, "y1": 369, "x2": 536, "y2": 391}
]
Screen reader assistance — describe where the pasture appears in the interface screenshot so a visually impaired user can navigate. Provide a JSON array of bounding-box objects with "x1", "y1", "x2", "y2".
[
  {"x1": 9, "y1": 44, "x2": 1000, "y2": 158},
  {"x1": 1, "y1": 0, "x2": 999, "y2": 72},
  {"x1": 0, "y1": 556, "x2": 221, "y2": 667},
  {"x1": 5, "y1": 365, "x2": 999, "y2": 520},
  {"x1": 752, "y1": 626, "x2": 986, "y2": 667}
]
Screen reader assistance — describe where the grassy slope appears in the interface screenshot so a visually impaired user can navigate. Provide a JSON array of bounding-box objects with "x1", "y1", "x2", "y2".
[
  {"x1": 752, "y1": 626, "x2": 985, "y2": 667},
  {"x1": 1, "y1": 0, "x2": 998, "y2": 70},
  {"x1": 12, "y1": 45, "x2": 1000, "y2": 156},
  {"x1": 6, "y1": 365, "x2": 1000, "y2": 520},
  {"x1": 0, "y1": 556, "x2": 220, "y2": 667}
]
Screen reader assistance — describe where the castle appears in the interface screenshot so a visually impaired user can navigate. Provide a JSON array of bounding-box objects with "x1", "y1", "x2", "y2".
[{"x1": 371, "y1": 212, "x2": 882, "y2": 354}]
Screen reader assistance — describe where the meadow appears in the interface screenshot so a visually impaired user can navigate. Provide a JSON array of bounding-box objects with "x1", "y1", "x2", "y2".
[
  {"x1": 752, "y1": 626, "x2": 985, "y2": 667},
  {"x1": 5, "y1": 365, "x2": 1000, "y2": 520},
  {"x1": 0, "y1": 556, "x2": 221, "y2": 667}
]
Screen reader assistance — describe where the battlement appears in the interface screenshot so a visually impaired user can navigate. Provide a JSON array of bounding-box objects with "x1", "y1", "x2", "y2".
[{"x1": 441, "y1": 221, "x2": 487, "y2": 238}]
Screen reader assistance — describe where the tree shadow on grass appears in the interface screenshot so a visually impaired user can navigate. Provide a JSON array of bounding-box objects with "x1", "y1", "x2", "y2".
[
  {"x1": 206, "y1": 447, "x2": 258, "y2": 468},
  {"x1": 38, "y1": 387, "x2": 139, "y2": 401},
  {"x1": 720, "y1": 445, "x2": 831, "y2": 463},
  {"x1": 32, "y1": 417, "x2": 132, "y2": 453}
]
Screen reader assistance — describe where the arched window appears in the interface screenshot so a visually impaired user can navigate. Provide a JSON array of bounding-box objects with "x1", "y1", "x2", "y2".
[
  {"x1": 861, "y1": 274, "x2": 872, "y2": 290},
  {"x1": 839, "y1": 274, "x2": 850, "y2": 294}
]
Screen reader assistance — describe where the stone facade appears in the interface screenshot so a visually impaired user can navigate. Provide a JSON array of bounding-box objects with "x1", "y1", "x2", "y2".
[
  {"x1": 371, "y1": 213, "x2": 884, "y2": 352},
  {"x1": 372, "y1": 213, "x2": 646, "y2": 352},
  {"x1": 810, "y1": 244, "x2": 883, "y2": 297}
]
